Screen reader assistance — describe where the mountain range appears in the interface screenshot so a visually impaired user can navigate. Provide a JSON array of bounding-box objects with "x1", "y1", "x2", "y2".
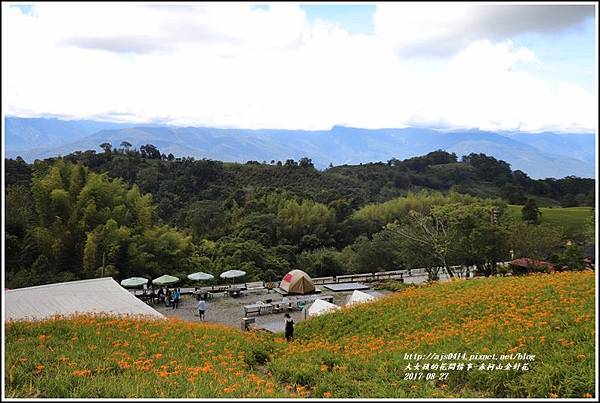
[{"x1": 4, "y1": 117, "x2": 596, "y2": 179}]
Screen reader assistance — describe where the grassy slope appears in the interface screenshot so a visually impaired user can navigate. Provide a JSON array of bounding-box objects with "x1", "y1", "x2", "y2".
[
  {"x1": 507, "y1": 205, "x2": 593, "y2": 232},
  {"x1": 269, "y1": 271, "x2": 595, "y2": 398},
  {"x1": 5, "y1": 272, "x2": 595, "y2": 398},
  {"x1": 5, "y1": 318, "x2": 287, "y2": 398}
]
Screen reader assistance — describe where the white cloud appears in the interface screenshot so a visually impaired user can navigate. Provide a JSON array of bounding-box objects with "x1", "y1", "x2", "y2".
[
  {"x1": 1, "y1": 3, "x2": 596, "y2": 133},
  {"x1": 407, "y1": 40, "x2": 596, "y2": 133},
  {"x1": 373, "y1": 3, "x2": 594, "y2": 57}
]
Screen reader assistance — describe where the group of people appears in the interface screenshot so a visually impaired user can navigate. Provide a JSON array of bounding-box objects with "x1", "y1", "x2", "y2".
[
  {"x1": 145, "y1": 288, "x2": 294, "y2": 339},
  {"x1": 155, "y1": 287, "x2": 181, "y2": 309}
]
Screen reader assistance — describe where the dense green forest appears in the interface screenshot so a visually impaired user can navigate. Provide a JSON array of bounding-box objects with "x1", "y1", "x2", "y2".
[{"x1": 4, "y1": 145, "x2": 595, "y2": 288}]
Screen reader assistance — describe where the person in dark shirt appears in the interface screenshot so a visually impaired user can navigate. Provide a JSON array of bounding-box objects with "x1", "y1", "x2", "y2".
[
  {"x1": 284, "y1": 313, "x2": 294, "y2": 341},
  {"x1": 165, "y1": 289, "x2": 172, "y2": 307}
]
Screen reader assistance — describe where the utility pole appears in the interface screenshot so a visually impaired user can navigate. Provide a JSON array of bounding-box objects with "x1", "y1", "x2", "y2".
[{"x1": 101, "y1": 252, "x2": 106, "y2": 278}]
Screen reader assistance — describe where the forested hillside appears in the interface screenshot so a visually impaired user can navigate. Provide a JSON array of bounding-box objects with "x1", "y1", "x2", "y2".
[
  {"x1": 5, "y1": 145, "x2": 595, "y2": 288},
  {"x1": 6, "y1": 118, "x2": 596, "y2": 179}
]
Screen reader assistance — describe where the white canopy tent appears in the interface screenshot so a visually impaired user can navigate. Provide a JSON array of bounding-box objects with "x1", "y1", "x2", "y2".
[
  {"x1": 307, "y1": 299, "x2": 340, "y2": 317},
  {"x1": 5, "y1": 277, "x2": 164, "y2": 321},
  {"x1": 346, "y1": 290, "x2": 376, "y2": 306}
]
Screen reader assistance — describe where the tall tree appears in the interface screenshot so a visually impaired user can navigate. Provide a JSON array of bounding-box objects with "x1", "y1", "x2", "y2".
[
  {"x1": 384, "y1": 210, "x2": 454, "y2": 281},
  {"x1": 99, "y1": 143, "x2": 112, "y2": 153},
  {"x1": 120, "y1": 141, "x2": 132, "y2": 150},
  {"x1": 522, "y1": 198, "x2": 541, "y2": 224}
]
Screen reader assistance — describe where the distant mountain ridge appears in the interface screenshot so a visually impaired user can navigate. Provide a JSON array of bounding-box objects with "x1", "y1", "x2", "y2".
[{"x1": 4, "y1": 117, "x2": 596, "y2": 179}]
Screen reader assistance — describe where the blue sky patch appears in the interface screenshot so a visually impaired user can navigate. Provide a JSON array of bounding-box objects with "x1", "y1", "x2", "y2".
[
  {"x1": 301, "y1": 4, "x2": 375, "y2": 35},
  {"x1": 11, "y1": 4, "x2": 34, "y2": 16},
  {"x1": 512, "y1": 16, "x2": 596, "y2": 91},
  {"x1": 251, "y1": 4, "x2": 270, "y2": 12}
]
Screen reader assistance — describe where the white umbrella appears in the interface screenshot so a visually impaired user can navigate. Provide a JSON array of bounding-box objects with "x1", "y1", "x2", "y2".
[
  {"x1": 188, "y1": 272, "x2": 214, "y2": 281},
  {"x1": 152, "y1": 274, "x2": 179, "y2": 286},
  {"x1": 219, "y1": 270, "x2": 246, "y2": 279},
  {"x1": 120, "y1": 277, "x2": 149, "y2": 288}
]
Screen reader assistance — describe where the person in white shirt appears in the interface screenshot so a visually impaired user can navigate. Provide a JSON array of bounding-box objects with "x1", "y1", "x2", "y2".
[{"x1": 197, "y1": 298, "x2": 207, "y2": 321}]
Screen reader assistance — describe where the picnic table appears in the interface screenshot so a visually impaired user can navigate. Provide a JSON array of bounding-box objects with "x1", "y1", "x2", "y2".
[
  {"x1": 209, "y1": 285, "x2": 230, "y2": 293},
  {"x1": 192, "y1": 290, "x2": 214, "y2": 300},
  {"x1": 135, "y1": 291, "x2": 160, "y2": 304},
  {"x1": 228, "y1": 289, "x2": 244, "y2": 298},
  {"x1": 244, "y1": 303, "x2": 273, "y2": 316},
  {"x1": 243, "y1": 295, "x2": 333, "y2": 316}
]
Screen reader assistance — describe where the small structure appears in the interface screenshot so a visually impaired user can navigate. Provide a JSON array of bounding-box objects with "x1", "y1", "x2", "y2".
[
  {"x1": 509, "y1": 258, "x2": 555, "y2": 275},
  {"x1": 307, "y1": 299, "x2": 340, "y2": 317},
  {"x1": 279, "y1": 270, "x2": 316, "y2": 295},
  {"x1": 5, "y1": 277, "x2": 164, "y2": 321},
  {"x1": 346, "y1": 290, "x2": 375, "y2": 306}
]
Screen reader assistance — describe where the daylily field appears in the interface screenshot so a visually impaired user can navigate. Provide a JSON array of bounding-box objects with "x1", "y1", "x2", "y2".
[{"x1": 5, "y1": 271, "x2": 596, "y2": 398}]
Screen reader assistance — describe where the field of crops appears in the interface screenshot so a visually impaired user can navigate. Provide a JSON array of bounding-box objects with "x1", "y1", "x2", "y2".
[
  {"x1": 5, "y1": 271, "x2": 596, "y2": 398},
  {"x1": 5, "y1": 318, "x2": 286, "y2": 398},
  {"x1": 506, "y1": 205, "x2": 593, "y2": 233},
  {"x1": 268, "y1": 271, "x2": 595, "y2": 398}
]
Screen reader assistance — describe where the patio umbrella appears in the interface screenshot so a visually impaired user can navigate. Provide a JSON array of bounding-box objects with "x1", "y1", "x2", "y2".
[
  {"x1": 220, "y1": 270, "x2": 246, "y2": 279},
  {"x1": 188, "y1": 271, "x2": 214, "y2": 281},
  {"x1": 152, "y1": 274, "x2": 179, "y2": 286},
  {"x1": 120, "y1": 277, "x2": 149, "y2": 288}
]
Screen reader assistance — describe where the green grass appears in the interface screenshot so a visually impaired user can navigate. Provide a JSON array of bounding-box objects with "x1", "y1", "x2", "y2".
[
  {"x1": 524, "y1": 196, "x2": 561, "y2": 208},
  {"x1": 507, "y1": 205, "x2": 593, "y2": 233},
  {"x1": 5, "y1": 272, "x2": 595, "y2": 398}
]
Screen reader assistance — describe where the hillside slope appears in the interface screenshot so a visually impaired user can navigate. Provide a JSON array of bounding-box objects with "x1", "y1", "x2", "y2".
[
  {"x1": 269, "y1": 271, "x2": 595, "y2": 398},
  {"x1": 5, "y1": 272, "x2": 595, "y2": 398},
  {"x1": 506, "y1": 205, "x2": 594, "y2": 233}
]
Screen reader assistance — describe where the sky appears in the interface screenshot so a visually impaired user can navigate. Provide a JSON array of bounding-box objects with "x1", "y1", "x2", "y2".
[{"x1": 2, "y1": 2, "x2": 597, "y2": 133}]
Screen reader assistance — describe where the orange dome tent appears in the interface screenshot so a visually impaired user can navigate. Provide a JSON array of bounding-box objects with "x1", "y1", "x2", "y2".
[{"x1": 279, "y1": 269, "x2": 315, "y2": 294}]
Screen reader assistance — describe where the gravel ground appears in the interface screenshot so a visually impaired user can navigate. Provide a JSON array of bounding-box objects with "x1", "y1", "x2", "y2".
[
  {"x1": 153, "y1": 287, "x2": 390, "y2": 333},
  {"x1": 148, "y1": 272, "x2": 459, "y2": 332}
]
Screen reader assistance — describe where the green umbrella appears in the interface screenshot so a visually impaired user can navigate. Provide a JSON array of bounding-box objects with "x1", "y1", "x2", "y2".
[
  {"x1": 188, "y1": 272, "x2": 214, "y2": 281},
  {"x1": 120, "y1": 277, "x2": 149, "y2": 288},
  {"x1": 152, "y1": 274, "x2": 179, "y2": 286}
]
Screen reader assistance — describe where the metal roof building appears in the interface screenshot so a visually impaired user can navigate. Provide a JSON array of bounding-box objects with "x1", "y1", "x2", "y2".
[{"x1": 5, "y1": 277, "x2": 164, "y2": 321}]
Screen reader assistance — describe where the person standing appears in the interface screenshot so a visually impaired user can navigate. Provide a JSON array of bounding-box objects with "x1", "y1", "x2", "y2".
[
  {"x1": 284, "y1": 313, "x2": 294, "y2": 341},
  {"x1": 165, "y1": 289, "x2": 172, "y2": 307},
  {"x1": 172, "y1": 288, "x2": 180, "y2": 309},
  {"x1": 197, "y1": 297, "x2": 207, "y2": 321}
]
